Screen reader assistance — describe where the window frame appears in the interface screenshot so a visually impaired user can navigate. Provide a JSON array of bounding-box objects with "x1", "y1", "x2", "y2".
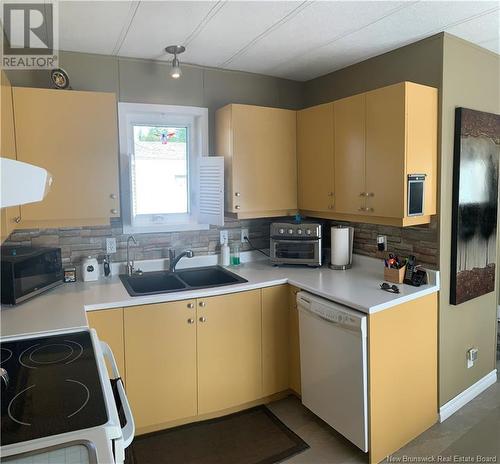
[{"x1": 118, "y1": 102, "x2": 209, "y2": 234}]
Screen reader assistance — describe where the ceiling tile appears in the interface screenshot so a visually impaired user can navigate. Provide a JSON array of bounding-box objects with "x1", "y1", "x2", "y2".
[
  {"x1": 59, "y1": 1, "x2": 137, "y2": 55},
  {"x1": 118, "y1": 1, "x2": 219, "y2": 60},
  {"x1": 224, "y1": 1, "x2": 409, "y2": 75},
  {"x1": 184, "y1": 1, "x2": 303, "y2": 67},
  {"x1": 271, "y1": 1, "x2": 500, "y2": 81},
  {"x1": 445, "y1": 9, "x2": 500, "y2": 45}
]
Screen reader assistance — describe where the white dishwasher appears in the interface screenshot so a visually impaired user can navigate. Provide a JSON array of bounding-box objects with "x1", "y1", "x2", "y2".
[{"x1": 297, "y1": 291, "x2": 368, "y2": 452}]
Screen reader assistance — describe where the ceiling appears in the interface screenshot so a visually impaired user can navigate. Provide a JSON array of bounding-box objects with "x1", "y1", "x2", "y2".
[{"x1": 58, "y1": 0, "x2": 500, "y2": 82}]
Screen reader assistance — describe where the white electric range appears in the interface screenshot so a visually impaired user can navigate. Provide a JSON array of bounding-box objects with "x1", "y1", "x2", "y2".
[{"x1": 0, "y1": 328, "x2": 134, "y2": 463}]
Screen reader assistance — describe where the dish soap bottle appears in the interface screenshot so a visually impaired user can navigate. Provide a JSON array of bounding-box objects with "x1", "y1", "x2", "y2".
[{"x1": 221, "y1": 238, "x2": 230, "y2": 266}]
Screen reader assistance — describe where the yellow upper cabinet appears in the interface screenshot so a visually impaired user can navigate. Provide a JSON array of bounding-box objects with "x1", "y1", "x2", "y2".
[
  {"x1": 364, "y1": 82, "x2": 437, "y2": 223},
  {"x1": 298, "y1": 82, "x2": 438, "y2": 227},
  {"x1": 297, "y1": 103, "x2": 334, "y2": 212},
  {"x1": 1, "y1": 71, "x2": 16, "y2": 159},
  {"x1": 365, "y1": 83, "x2": 406, "y2": 218},
  {"x1": 334, "y1": 93, "x2": 366, "y2": 216},
  {"x1": 1, "y1": 71, "x2": 20, "y2": 241},
  {"x1": 215, "y1": 104, "x2": 297, "y2": 219},
  {"x1": 12, "y1": 87, "x2": 120, "y2": 228}
]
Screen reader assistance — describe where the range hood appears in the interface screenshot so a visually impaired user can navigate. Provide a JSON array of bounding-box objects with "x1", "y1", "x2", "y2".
[{"x1": 1, "y1": 158, "x2": 52, "y2": 208}]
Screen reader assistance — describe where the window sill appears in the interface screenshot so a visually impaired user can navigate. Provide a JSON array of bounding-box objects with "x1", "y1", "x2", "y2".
[{"x1": 123, "y1": 222, "x2": 210, "y2": 234}]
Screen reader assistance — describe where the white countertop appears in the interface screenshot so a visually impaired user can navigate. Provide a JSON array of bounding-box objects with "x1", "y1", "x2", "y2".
[{"x1": 0, "y1": 254, "x2": 439, "y2": 339}]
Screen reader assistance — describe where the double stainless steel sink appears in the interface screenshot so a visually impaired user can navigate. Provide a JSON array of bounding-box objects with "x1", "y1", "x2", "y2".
[{"x1": 119, "y1": 266, "x2": 248, "y2": 297}]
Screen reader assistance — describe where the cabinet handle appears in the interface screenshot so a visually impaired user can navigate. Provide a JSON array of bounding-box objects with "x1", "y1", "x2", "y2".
[
  {"x1": 187, "y1": 303, "x2": 194, "y2": 309},
  {"x1": 187, "y1": 318, "x2": 195, "y2": 324},
  {"x1": 199, "y1": 301, "x2": 206, "y2": 307},
  {"x1": 328, "y1": 192, "x2": 334, "y2": 197},
  {"x1": 359, "y1": 192, "x2": 366, "y2": 197},
  {"x1": 111, "y1": 209, "x2": 118, "y2": 215},
  {"x1": 366, "y1": 207, "x2": 374, "y2": 212},
  {"x1": 14, "y1": 216, "x2": 21, "y2": 223},
  {"x1": 235, "y1": 205, "x2": 241, "y2": 210},
  {"x1": 328, "y1": 205, "x2": 334, "y2": 209},
  {"x1": 235, "y1": 192, "x2": 241, "y2": 197},
  {"x1": 367, "y1": 192, "x2": 374, "y2": 197},
  {"x1": 358, "y1": 207, "x2": 367, "y2": 212},
  {"x1": 110, "y1": 194, "x2": 117, "y2": 199},
  {"x1": 199, "y1": 316, "x2": 207, "y2": 323}
]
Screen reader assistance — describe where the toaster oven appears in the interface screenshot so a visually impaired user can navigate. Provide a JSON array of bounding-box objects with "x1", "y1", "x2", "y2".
[{"x1": 270, "y1": 222, "x2": 322, "y2": 267}]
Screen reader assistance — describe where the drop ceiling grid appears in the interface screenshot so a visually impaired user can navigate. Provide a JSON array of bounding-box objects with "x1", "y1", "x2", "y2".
[
  {"x1": 56, "y1": 0, "x2": 500, "y2": 82},
  {"x1": 58, "y1": 1, "x2": 140, "y2": 55},
  {"x1": 183, "y1": 1, "x2": 305, "y2": 68},
  {"x1": 222, "y1": 0, "x2": 412, "y2": 76},
  {"x1": 271, "y1": 0, "x2": 500, "y2": 80},
  {"x1": 444, "y1": 8, "x2": 500, "y2": 47},
  {"x1": 117, "y1": 1, "x2": 219, "y2": 60}
]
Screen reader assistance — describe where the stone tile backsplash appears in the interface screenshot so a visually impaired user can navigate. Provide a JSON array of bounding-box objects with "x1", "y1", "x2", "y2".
[
  {"x1": 4, "y1": 217, "x2": 274, "y2": 267},
  {"x1": 328, "y1": 216, "x2": 439, "y2": 269},
  {"x1": 4, "y1": 216, "x2": 438, "y2": 269}
]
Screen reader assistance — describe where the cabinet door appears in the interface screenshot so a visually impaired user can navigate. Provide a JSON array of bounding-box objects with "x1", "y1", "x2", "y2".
[
  {"x1": 334, "y1": 94, "x2": 366, "y2": 215},
  {"x1": 406, "y1": 83, "x2": 438, "y2": 217},
  {"x1": 197, "y1": 290, "x2": 262, "y2": 414},
  {"x1": 262, "y1": 285, "x2": 289, "y2": 396},
  {"x1": 288, "y1": 286, "x2": 301, "y2": 395},
  {"x1": 365, "y1": 84, "x2": 405, "y2": 218},
  {"x1": 124, "y1": 300, "x2": 197, "y2": 431},
  {"x1": 12, "y1": 87, "x2": 120, "y2": 228},
  {"x1": 86, "y1": 308, "x2": 125, "y2": 381},
  {"x1": 231, "y1": 105, "x2": 297, "y2": 213},
  {"x1": 297, "y1": 103, "x2": 334, "y2": 212},
  {"x1": 1, "y1": 71, "x2": 20, "y2": 240}
]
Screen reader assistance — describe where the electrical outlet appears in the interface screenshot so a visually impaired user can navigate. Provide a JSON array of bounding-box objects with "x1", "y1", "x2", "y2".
[
  {"x1": 377, "y1": 235, "x2": 387, "y2": 252},
  {"x1": 241, "y1": 228, "x2": 249, "y2": 243},
  {"x1": 106, "y1": 237, "x2": 117, "y2": 254},
  {"x1": 467, "y1": 347, "x2": 478, "y2": 368},
  {"x1": 220, "y1": 230, "x2": 228, "y2": 245}
]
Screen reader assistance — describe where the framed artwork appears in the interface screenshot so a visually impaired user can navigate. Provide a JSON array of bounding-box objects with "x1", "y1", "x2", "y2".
[{"x1": 450, "y1": 107, "x2": 500, "y2": 305}]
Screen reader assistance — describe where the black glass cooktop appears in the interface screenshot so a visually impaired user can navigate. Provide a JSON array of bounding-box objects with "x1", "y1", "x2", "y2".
[{"x1": 1, "y1": 331, "x2": 108, "y2": 446}]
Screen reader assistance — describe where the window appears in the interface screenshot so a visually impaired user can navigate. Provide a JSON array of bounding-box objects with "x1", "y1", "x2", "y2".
[{"x1": 118, "y1": 103, "x2": 223, "y2": 233}]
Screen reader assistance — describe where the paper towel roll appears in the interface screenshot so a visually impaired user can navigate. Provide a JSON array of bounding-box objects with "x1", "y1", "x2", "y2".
[{"x1": 330, "y1": 226, "x2": 353, "y2": 268}]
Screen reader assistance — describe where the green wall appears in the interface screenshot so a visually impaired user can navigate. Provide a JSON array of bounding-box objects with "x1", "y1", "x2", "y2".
[
  {"x1": 438, "y1": 34, "x2": 500, "y2": 405},
  {"x1": 303, "y1": 34, "x2": 443, "y2": 105},
  {"x1": 8, "y1": 33, "x2": 500, "y2": 408},
  {"x1": 6, "y1": 51, "x2": 303, "y2": 153}
]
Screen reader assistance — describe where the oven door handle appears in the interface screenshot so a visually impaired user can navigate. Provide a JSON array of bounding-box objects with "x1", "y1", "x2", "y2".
[{"x1": 100, "y1": 341, "x2": 135, "y2": 449}]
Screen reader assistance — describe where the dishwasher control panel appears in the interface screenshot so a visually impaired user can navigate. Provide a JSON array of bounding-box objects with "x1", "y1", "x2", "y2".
[{"x1": 297, "y1": 292, "x2": 365, "y2": 331}]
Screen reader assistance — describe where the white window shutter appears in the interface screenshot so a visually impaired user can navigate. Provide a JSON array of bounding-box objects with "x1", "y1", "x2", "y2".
[{"x1": 198, "y1": 156, "x2": 224, "y2": 226}]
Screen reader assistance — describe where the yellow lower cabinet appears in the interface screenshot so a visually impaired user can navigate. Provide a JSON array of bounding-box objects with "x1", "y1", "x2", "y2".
[
  {"x1": 86, "y1": 308, "x2": 125, "y2": 381},
  {"x1": 288, "y1": 286, "x2": 301, "y2": 395},
  {"x1": 197, "y1": 290, "x2": 262, "y2": 415},
  {"x1": 368, "y1": 293, "x2": 438, "y2": 463},
  {"x1": 124, "y1": 300, "x2": 198, "y2": 432},
  {"x1": 262, "y1": 285, "x2": 289, "y2": 396}
]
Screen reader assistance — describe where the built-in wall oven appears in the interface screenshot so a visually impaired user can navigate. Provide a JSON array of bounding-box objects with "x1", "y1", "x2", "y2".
[{"x1": 270, "y1": 222, "x2": 322, "y2": 267}]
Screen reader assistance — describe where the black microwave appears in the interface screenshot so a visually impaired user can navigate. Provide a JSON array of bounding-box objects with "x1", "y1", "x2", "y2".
[{"x1": 1, "y1": 247, "x2": 63, "y2": 305}]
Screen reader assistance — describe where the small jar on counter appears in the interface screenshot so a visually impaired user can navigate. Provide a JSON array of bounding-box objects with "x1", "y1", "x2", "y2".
[{"x1": 230, "y1": 243, "x2": 241, "y2": 266}]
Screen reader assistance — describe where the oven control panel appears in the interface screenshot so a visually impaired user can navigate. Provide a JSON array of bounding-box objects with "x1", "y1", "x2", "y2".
[{"x1": 271, "y1": 222, "x2": 322, "y2": 239}]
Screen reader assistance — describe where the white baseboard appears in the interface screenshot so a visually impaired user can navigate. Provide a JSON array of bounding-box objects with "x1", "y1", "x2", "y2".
[{"x1": 439, "y1": 369, "x2": 497, "y2": 422}]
